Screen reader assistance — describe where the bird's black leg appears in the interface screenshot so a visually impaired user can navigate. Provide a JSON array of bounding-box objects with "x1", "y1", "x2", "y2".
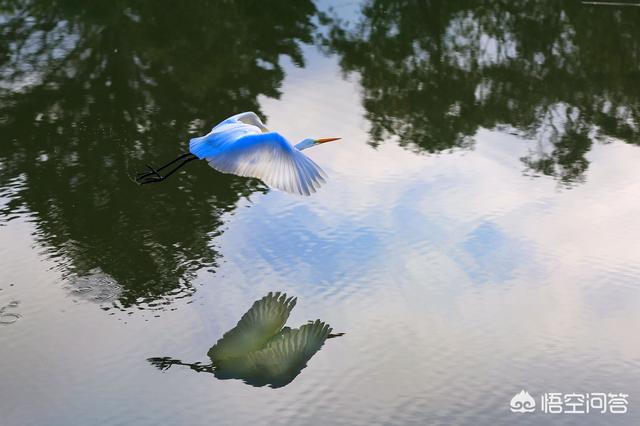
[
  {"x1": 136, "y1": 153, "x2": 198, "y2": 185},
  {"x1": 136, "y1": 153, "x2": 196, "y2": 179}
]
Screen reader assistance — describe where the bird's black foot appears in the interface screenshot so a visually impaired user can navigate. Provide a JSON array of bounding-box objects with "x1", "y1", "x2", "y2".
[
  {"x1": 136, "y1": 164, "x2": 166, "y2": 184},
  {"x1": 147, "y1": 357, "x2": 177, "y2": 371},
  {"x1": 137, "y1": 176, "x2": 165, "y2": 184},
  {"x1": 136, "y1": 164, "x2": 161, "y2": 179}
]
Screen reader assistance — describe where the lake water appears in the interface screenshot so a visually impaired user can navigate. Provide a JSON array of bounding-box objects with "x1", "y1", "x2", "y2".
[{"x1": 1, "y1": 1, "x2": 639, "y2": 425}]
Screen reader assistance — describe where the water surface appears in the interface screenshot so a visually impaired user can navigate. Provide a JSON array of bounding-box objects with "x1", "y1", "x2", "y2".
[{"x1": 1, "y1": 1, "x2": 639, "y2": 425}]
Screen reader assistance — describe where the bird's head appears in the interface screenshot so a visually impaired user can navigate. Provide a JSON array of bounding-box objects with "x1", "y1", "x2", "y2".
[{"x1": 295, "y1": 137, "x2": 341, "y2": 151}]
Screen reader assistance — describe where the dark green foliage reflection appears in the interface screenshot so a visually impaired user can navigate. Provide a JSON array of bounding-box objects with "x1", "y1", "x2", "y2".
[
  {"x1": 321, "y1": 0, "x2": 640, "y2": 183},
  {"x1": 0, "y1": 0, "x2": 317, "y2": 306}
]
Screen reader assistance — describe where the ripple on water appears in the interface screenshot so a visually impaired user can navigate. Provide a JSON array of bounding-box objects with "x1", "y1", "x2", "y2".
[
  {"x1": 0, "y1": 300, "x2": 21, "y2": 325},
  {"x1": 67, "y1": 268, "x2": 123, "y2": 303}
]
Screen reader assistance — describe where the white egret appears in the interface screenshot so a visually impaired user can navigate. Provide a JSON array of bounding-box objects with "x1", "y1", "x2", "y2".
[
  {"x1": 136, "y1": 112, "x2": 341, "y2": 195},
  {"x1": 147, "y1": 292, "x2": 343, "y2": 388}
]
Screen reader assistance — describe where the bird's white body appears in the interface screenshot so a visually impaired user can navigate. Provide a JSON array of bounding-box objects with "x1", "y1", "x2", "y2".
[{"x1": 189, "y1": 112, "x2": 330, "y2": 196}]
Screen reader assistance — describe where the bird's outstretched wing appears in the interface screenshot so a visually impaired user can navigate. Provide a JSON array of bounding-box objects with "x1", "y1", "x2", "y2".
[
  {"x1": 207, "y1": 292, "x2": 297, "y2": 362},
  {"x1": 191, "y1": 123, "x2": 327, "y2": 195},
  {"x1": 209, "y1": 132, "x2": 327, "y2": 196},
  {"x1": 189, "y1": 112, "x2": 266, "y2": 158},
  {"x1": 214, "y1": 320, "x2": 333, "y2": 388},
  {"x1": 256, "y1": 319, "x2": 332, "y2": 365}
]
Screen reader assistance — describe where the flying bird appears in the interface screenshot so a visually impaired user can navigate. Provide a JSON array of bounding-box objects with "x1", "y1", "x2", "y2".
[
  {"x1": 147, "y1": 292, "x2": 343, "y2": 388},
  {"x1": 136, "y1": 112, "x2": 341, "y2": 195}
]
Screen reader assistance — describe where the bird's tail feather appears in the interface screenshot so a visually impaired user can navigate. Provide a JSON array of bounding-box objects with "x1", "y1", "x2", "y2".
[{"x1": 189, "y1": 136, "x2": 212, "y2": 159}]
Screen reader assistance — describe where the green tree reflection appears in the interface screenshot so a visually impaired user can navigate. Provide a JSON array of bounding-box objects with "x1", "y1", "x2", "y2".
[
  {"x1": 321, "y1": 0, "x2": 640, "y2": 183},
  {"x1": 0, "y1": 0, "x2": 317, "y2": 307}
]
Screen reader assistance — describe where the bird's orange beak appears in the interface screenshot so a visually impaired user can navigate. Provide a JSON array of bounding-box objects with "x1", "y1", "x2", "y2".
[{"x1": 314, "y1": 137, "x2": 341, "y2": 144}]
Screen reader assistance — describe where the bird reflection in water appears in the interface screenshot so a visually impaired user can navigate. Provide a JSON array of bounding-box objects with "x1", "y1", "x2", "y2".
[{"x1": 148, "y1": 292, "x2": 343, "y2": 388}]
